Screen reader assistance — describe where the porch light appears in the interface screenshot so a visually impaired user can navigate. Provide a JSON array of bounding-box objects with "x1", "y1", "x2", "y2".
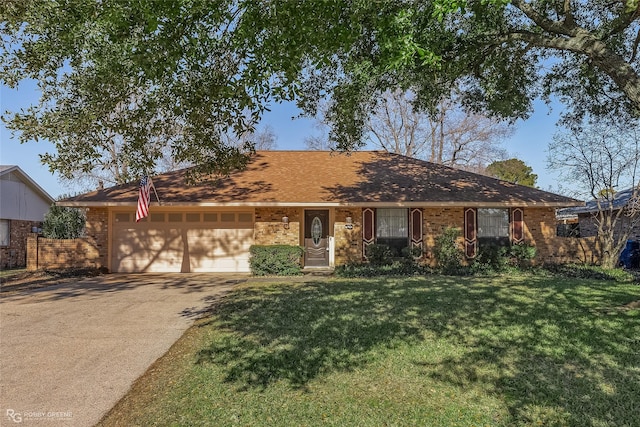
[{"x1": 282, "y1": 216, "x2": 289, "y2": 229}]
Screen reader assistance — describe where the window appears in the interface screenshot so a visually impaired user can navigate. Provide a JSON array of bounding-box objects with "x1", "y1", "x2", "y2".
[
  {"x1": 477, "y1": 208, "x2": 509, "y2": 245},
  {"x1": 186, "y1": 213, "x2": 200, "y2": 223},
  {"x1": 203, "y1": 213, "x2": 218, "y2": 222},
  {"x1": 150, "y1": 213, "x2": 165, "y2": 222},
  {"x1": 238, "y1": 213, "x2": 253, "y2": 223},
  {"x1": 376, "y1": 208, "x2": 408, "y2": 255},
  {"x1": 557, "y1": 223, "x2": 580, "y2": 238},
  {"x1": 221, "y1": 213, "x2": 235, "y2": 222},
  {"x1": 0, "y1": 220, "x2": 9, "y2": 246},
  {"x1": 114, "y1": 213, "x2": 130, "y2": 223}
]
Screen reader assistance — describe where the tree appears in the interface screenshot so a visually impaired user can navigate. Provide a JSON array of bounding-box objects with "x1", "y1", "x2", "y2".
[
  {"x1": 306, "y1": 89, "x2": 510, "y2": 171},
  {"x1": 42, "y1": 204, "x2": 86, "y2": 239},
  {"x1": 366, "y1": 90, "x2": 510, "y2": 171},
  {"x1": 548, "y1": 121, "x2": 640, "y2": 268},
  {"x1": 486, "y1": 158, "x2": 538, "y2": 187},
  {"x1": 223, "y1": 124, "x2": 278, "y2": 151},
  {"x1": 1, "y1": 1, "x2": 638, "y2": 177},
  {"x1": 304, "y1": 133, "x2": 335, "y2": 151}
]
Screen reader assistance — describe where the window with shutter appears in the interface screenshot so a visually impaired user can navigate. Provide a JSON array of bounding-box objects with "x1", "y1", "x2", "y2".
[
  {"x1": 362, "y1": 208, "x2": 375, "y2": 259},
  {"x1": 464, "y1": 208, "x2": 477, "y2": 258},
  {"x1": 511, "y1": 208, "x2": 524, "y2": 244},
  {"x1": 410, "y1": 208, "x2": 423, "y2": 256}
]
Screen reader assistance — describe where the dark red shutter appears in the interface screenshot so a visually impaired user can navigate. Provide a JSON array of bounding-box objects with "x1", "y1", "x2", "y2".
[
  {"x1": 511, "y1": 208, "x2": 524, "y2": 244},
  {"x1": 362, "y1": 208, "x2": 375, "y2": 259},
  {"x1": 410, "y1": 208, "x2": 423, "y2": 256},
  {"x1": 464, "y1": 208, "x2": 477, "y2": 258}
]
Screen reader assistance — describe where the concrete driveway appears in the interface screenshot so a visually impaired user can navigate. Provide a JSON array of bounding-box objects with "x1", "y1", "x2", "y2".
[{"x1": 0, "y1": 273, "x2": 242, "y2": 426}]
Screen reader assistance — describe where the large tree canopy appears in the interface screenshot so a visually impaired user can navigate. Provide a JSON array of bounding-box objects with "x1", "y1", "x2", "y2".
[
  {"x1": 1, "y1": 0, "x2": 639, "y2": 177},
  {"x1": 486, "y1": 158, "x2": 538, "y2": 187}
]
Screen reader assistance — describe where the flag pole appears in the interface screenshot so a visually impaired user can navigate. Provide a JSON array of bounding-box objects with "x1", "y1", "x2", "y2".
[{"x1": 149, "y1": 175, "x2": 161, "y2": 206}]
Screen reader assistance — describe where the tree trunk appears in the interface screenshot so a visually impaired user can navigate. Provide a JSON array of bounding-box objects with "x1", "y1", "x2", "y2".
[
  {"x1": 579, "y1": 33, "x2": 640, "y2": 111},
  {"x1": 512, "y1": 29, "x2": 640, "y2": 112},
  {"x1": 437, "y1": 110, "x2": 445, "y2": 164},
  {"x1": 599, "y1": 237, "x2": 618, "y2": 269}
]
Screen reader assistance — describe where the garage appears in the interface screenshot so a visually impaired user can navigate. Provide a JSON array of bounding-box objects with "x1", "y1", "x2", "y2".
[{"x1": 111, "y1": 210, "x2": 254, "y2": 273}]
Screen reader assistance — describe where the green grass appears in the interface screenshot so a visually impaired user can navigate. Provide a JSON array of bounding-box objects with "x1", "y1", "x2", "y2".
[
  {"x1": 0, "y1": 268, "x2": 26, "y2": 279},
  {"x1": 99, "y1": 275, "x2": 640, "y2": 427}
]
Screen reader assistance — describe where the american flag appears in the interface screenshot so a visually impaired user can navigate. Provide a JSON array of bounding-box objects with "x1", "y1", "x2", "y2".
[{"x1": 136, "y1": 176, "x2": 153, "y2": 222}]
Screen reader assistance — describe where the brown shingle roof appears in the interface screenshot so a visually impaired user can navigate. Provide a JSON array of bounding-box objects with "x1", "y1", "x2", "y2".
[{"x1": 59, "y1": 151, "x2": 582, "y2": 207}]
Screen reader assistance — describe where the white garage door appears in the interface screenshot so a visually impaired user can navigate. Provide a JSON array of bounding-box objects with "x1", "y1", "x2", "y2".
[{"x1": 111, "y1": 211, "x2": 254, "y2": 273}]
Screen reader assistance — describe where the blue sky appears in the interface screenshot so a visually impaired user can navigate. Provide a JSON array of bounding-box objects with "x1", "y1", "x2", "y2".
[{"x1": 1, "y1": 79, "x2": 564, "y2": 200}]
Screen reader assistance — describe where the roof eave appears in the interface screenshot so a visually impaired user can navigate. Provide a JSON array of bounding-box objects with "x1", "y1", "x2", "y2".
[{"x1": 58, "y1": 200, "x2": 584, "y2": 208}]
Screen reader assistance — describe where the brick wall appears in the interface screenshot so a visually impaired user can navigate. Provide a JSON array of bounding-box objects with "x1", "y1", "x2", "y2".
[
  {"x1": 422, "y1": 207, "x2": 465, "y2": 265},
  {"x1": 523, "y1": 207, "x2": 555, "y2": 261},
  {"x1": 27, "y1": 234, "x2": 103, "y2": 270},
  {"x1": 418, "y1": 206, "x2": 599, "y2": 265},
  {"x1": 0, "y1": 220, "x2": 41, "y2": 269},
  {"x1": 411, "y1": 207, "x2": 602, "y2": 265},
  {"x1": 524, "y1": 207, "x2": 599, "y2": 264},
  {"x1": 86, "y1": 207, "x2": 109, "y2": 268},
  {"x1": 254, "y1": 207, "x2": 301, "y2": 246},
  {"x1": 251, "y1": 206, "x2": 605, "y2": 266},
  {"x1": 25, "y1": 207, "x2": 110, "y2": 271},
  {"x1": 334, "y1": 208, "x2": 362, "y2": 265}
]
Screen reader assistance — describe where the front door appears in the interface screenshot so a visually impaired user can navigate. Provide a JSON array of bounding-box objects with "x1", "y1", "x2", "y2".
[{"x1": 304, "y1": 210, "x2": 329, "y2": 267}]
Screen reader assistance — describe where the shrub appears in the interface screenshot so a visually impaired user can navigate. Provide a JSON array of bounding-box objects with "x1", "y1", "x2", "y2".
[
  {"x1": 335, "y1": 260, "x2": 430, "y2": 278},
  {"x1": 42, "y1": 204, "x2": 86, "y2": 239},
  {"x1": 365, "y1": 244, "x2": 394, "y2": 266},
  {"x1": 336, "y1": 245, "x2": 426, "y2": 277},
  {"x1": 472, "y1": 243, "x2": 538, "y2": 274},
  {"x1": 249, "y1": 245, "x2": 304, "y2": 276},
  {"x1": 543, "y1": 264, "x2": 636, "y2": 283},
  {"x1": 401, "y1": 246, "x2": 424, "y2": 260},
  {"x1": 433, "y1": 227, "x2": 464, "y2": 274},
  {"x1": 472, "y1": 244, "x2": 510, "y2": 274},
  {"x1": 509, "y1": 243, "x2": 537, "y2": 267}
]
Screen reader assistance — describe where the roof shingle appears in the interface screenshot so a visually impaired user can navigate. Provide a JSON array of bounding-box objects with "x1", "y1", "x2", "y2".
[{"x1": 59, "y1": 151, "x2": 582, "y2": 207}]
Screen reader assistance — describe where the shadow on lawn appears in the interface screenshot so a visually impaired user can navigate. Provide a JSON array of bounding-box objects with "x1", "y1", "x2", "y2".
[{"x1": 195, "y1": 276, "x2": 639, "y2": 426}]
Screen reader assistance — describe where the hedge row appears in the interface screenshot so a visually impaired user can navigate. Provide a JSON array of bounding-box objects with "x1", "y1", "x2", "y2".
[{"x1": 249, "y1": 245, "x2": 304, "y2": 276}]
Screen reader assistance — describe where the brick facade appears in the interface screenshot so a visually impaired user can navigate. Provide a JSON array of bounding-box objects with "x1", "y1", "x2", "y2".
[
  {"x1": 26, "y1": 234, "x2": 103, "y2": 271},
  {"x1": 25, "y1": 207, "x2": 110, "y2": 271},
  {"x1": 336, "y1": 206, "x2": 598, "y2": 266},
  {"x1": 27, "y1": 205, "x2": 597, "y2": 272},
  {"x1": 524, "y1": 207, "x2": 599, "y2": 264},
  {"x1": 0, "y1": 219, "x2": 41, "y2": 269},
  {"x1": 247, "y1": 206, "x2": 598, "y2": 267},
  {"x1": 254, "y1": 207, "x2": 301, "y2": 246},
  {"x1": 334, "y1": 208, "x2": 362, "y2": 265},
  {"x1": 86, "y1": 207, "x2": 109, "y2": 268},
  {"x1": 421, "y1": 207, "x2": 465, "y2": 265}
]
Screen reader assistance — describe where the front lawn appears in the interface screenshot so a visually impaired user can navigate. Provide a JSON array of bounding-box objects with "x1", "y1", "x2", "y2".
[
  {"x1": 0, "y1": 268, "x2": 26, "y2": 279},
  {"x1": 99, "y1": 275, "x2": 639, "y2": 427}
]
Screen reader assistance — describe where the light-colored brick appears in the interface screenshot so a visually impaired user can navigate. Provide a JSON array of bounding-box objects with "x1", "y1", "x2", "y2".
[
  {"x1": 334, "y1": 208, "x2": 362, "y2": 265},
  {"x1": 254, "y1": 208, "x2": 301, "y2": 246},
  {"x1": 26, "y1": 207, "x2": 109, "y2": 271}
]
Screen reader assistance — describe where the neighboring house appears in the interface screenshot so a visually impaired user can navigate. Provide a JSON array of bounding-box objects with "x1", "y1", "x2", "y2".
[
  {"x1": 0, "y1": 165, "x2": 55, "y2": 268},
  {"x1": 557, "y1": 187, "x2": 640, "y2": 240},
  {"x1": 58, "y1": 151, "x2": 582, "y2": 273}
]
